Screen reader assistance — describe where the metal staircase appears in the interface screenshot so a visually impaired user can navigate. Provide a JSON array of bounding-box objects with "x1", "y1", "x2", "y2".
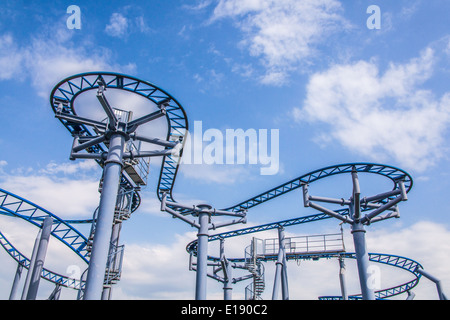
[
  {"x1": 82, "y1": 183, "x2": 139, "y2": 299},
  {"x1": 244, "y1": 238, "x2": 265, "y2": 300}
]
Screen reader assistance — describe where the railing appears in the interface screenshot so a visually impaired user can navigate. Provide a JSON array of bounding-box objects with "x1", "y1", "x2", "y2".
[
  {"x1": 114, "y1": 188, "x2": 136, "y2": 221},
  {"x1": 264, "y1": 232, "x2": 345, "y2": 256},
  {"x1": 123, "y1": 139, "x2": 151, "y2": 186},
  {"x1": 104, "y1": 243, "x2": 125, "y2": 286}
]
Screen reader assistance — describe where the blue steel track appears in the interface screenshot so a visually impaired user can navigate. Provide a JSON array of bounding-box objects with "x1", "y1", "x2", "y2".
[{"x1": 0, "y1": 72, "x2": 424, "y2": 299}]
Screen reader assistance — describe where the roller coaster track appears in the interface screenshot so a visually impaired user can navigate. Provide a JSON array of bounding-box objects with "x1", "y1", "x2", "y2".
[{"x1": 0, "y1": 72, "x2": 430, "y2": 299}]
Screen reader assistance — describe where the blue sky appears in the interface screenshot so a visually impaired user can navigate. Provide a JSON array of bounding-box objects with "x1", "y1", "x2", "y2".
[{"x1": 0, "y1": 0, "x2": 450, "y2": 300}]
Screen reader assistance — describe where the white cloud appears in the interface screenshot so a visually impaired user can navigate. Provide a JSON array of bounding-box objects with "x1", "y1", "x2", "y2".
[
  {"x1": 105, "y1": 13, "x2": 129, "y2": 38},
  {"x1": 294, "y1": 47, "x2": 450, "y2": 171},
  {"x1": 105, "y1": 11, "x2": 153, "y2": 39},
  {"x1": 39, "y1": 161, "x2": 98, "y2": 175},
  {"x1": 0, "y1": 34, "x2": 24, "y2": 80},
  {"x1": 0, "y1": 161, "x2": 100, "y2": 219},
  {"x1": 211, "y1": 0, "x2": 351, "y2": 85},
  {"x1": 116, "y1": 231, "x2": 198, "y2": 299},
  {"x1": 0, "y1": 30, "x2": 136, "y2": 98}
]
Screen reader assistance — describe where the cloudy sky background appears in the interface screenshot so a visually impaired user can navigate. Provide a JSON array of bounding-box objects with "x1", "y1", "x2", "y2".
[{"x1": 0, "y1": 0, "x2": 449, "y2": 300}]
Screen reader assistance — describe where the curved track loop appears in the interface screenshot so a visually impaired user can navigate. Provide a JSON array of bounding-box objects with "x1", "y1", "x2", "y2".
[
  {"x1": 0, "y1": 72, "x2": 423, "y2": 299},
  {"x1": 49, "y1": 72, "x2": 188, "y2": 206},
  {"x1": 204, "y1": 249, "x2": 422, "y2": 300},
  {"x1": 322, "y1": 253, "x2": 423, "y2": 300}
]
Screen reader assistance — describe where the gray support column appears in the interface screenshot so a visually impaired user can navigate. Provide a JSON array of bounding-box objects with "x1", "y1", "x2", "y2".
[
  {"x1": 26, "y1": 217, "x2": 53, "y2": 300},
  {"x1": 272, "y1": 227, "x2": 289, "y2": 300},
  {"x1": 21, "y1": 230, "x2": 41, "y2": 300},
  {"x1": 220, "y1": 239, "x2": 233, "y2": 300},
  {"x1": 272, "y1": 255, "x2": 282, "y2": 300},
  {"x1": 279, "y1": 228, "x2": 289, "y2": 300},
  {"x1": 48, "y1": 284, "x2": 62, "y2": 300},
  {"x1": 351, "y1": 222, "x2": 375, "y2": 300},
  {"x1": 101, "y1": 286, "x2": 111, "y2": 300},
  {"x1": 195, "y1": 211, "x2": 210, "y2": 300},
  {"x1": 223, "y1": 262, "x2": 233, "y2": 300},
  {"x1": 9, "y1": 262, "x2": 23, "y2": 300},
  {"x1": 84, "y1": 132, "x2": 125, "y2": 300},
  {"x1": 338, "y1": 255, "x2": 348, "y2": 300},
  {"x1": 415, "y1": 268, "x2": 447, "y2": 300},
  {"x1": 406, "y1": 291, "x2": 415, "y2": 300}
]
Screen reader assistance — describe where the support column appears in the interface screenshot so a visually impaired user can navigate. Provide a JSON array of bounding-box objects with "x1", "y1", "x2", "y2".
[
  {"x1": 9, "y1": 262, "x2": 23, "y2": 300},
  {"x1": 26, "y1": 216, "x2": 53, "y2": 300},
  {"x1": 272, "y1": 227, "x2": 289, "y2": 300},
  {"x1": 21, "y1": 230, "x2": 41, "y2": 300},
  {"x1": 338, "y1": 255, "x2": 348, "y2": 300},
  {"x1": 220, "y1": 239, "x2": 233, "y2": 300},
  {"x1": 415, "y1": 268, "x2": 447, "y2": 300},
  {"x1": 195, "y1": 210, "x2": 210, "y2": 300},
  {"x1": 84, "y1": 132, "x2": 125, "y2": 300},
  {"x1": 223, "y1": 263, "x2": 233, "y2": 300},
  {"x1": 351, "y1": 222, "x2": 375, "y2": 300},
  {"x1": 279, "y1": 228, "x2": 289, "y2": 300}
]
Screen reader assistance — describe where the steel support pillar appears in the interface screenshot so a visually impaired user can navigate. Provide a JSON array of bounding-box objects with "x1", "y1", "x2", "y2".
[
  {"x1": 415, "y1": 268, "x2": 447, "y2": 300},
  {"x1": 338, "y1": 255, "x2": 348, "y2": 300},
  {"x1": 279, "y1": 228, "x2": 289, "y2": 300},
  {"x1": 272, "y1": 227, "x2": 289, "y2": 300},
  {"x1": 21, "y1": 230, "x2": 41, "y2": 299},
  {"x1": 83, "y1": 132, "x2": 125, "y2": 300},
  {"x1": 48, "y1": 284, "x2": 62, "y2": 300},
  {"x1": 26, "y1": 217, "x2": 53, "y2": 300},
  {"x1": 351, "y1": 222, "x2": 375, "y2": 300},
  {"x1": 195, "y1": 210, "x2": 210, "y2": 300},
  {"x1": 272, "y1": 263, "x2": 282, "y2": 300},
  {"x1": 220, "y1": 239, "x2": 233, "y2": 300},
  {"x1": 9, "y1": 262, "x2": 23, "y2": 300},
  {"x1": 223, "y1": 263, "x2": 233, "y2": 300}
]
